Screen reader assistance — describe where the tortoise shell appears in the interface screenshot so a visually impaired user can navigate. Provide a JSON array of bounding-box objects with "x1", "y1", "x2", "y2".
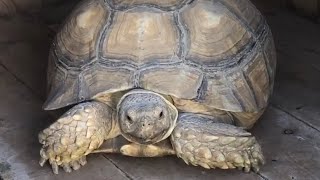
[{"x1": 44, "y1": 0, "x2": 276, "y2": 113}]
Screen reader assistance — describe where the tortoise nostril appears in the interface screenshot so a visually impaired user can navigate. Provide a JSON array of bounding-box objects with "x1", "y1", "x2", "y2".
[
  {"x1": 159, "y1": 111, "x2": 163, "y2": 119},
  {"x1": 127, "y1": 115, "x2": 133, "y2": 123},
  {"x1": 142, "y1": 123, "x2": 151, "y2": 127}
]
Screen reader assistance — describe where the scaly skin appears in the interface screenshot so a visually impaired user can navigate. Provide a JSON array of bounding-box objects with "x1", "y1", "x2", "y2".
[
  {"x1": 170, "y1": 113, "x2": 265, "y2": 172},
  {"x1": 94, "y1": 113, "x2": 265, "y2": 172},
  {"x1": 39, "y1": 92, "x2": 264, "y2": 174},
  {"x1": 38, "y1": 102, "x2": 118, "y2": 174}
]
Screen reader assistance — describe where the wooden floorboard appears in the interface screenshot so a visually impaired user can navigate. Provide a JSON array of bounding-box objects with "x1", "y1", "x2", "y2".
[
  {"x1": 253, "y1": 107, "x2": 320, "y2": 180},
  {"x1": 266, "y1": 11, "x2": 320, "y2": 131},
  {"x1": 102, "y1": 106, "x2": 320, "y2": 180},
  {"x1": 0, "y1": 66, "x2": 129, "y2": 180},
  {"x1": 0, "y1": 17, "x2": 49, "y2": 99}
]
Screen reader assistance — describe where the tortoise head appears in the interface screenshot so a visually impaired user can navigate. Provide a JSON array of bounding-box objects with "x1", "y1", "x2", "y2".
[{"x1": 117, "y1": 89, "x2": 178, "y2": 145}]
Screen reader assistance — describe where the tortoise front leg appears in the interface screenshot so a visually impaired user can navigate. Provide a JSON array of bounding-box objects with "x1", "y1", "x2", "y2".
[
  {"x1": 170, "y1": 113, "x2": 264, "y2": 172},
  {"x1": 38, "y1": 101, "x2": 120, "y2": 174}
]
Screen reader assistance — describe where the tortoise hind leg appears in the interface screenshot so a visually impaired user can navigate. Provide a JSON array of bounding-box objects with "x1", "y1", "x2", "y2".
[
  {"x1": 38, "y1": 102, "x2": 119, "y2": 174},
  {"x1": 170, "y1": 113, "x2": 264, "y2": 172}
]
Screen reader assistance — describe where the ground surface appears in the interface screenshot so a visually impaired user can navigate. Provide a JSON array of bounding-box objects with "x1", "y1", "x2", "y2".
[{"x1": 0, "y1": 2, "x2": 320, "y2": 180}]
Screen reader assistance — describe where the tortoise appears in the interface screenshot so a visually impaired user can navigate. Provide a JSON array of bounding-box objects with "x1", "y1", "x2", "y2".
[{"x1": 38, "y1": 0, "x2": 277, "y2": 174}]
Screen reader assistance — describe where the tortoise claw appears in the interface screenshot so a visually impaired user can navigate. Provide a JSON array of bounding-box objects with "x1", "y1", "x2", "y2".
[
  {"x1": 62, "y1": 164, "x2": 72, "y2": 173},
  {"x1": 79, "y1": 156, "x2": 87, "y2": 166},
  {"x1": 71, "y1": 161, "x2": 81, "y2": 170},
  {"x1": 39, "y1": 157, "x2": 47, "y2": 167},
  {"x1": 50, "y1": 161, "x2": 59, "y2": 174}
]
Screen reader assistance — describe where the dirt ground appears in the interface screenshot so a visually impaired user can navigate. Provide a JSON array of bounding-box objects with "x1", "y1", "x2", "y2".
[{"x1": 0, "y1": 1, "x2": 320, "y2": 180}]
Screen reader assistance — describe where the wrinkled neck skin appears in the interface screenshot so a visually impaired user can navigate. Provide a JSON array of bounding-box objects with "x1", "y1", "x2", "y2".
[{"x1": 116, "y1": 89, "x2": 178, "y2": 145}]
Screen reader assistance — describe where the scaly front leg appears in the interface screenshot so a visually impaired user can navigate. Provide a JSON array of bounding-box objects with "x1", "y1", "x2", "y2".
[
  {"x1": 170, "y1": 113, "x2": 264, "y2": 172},
  {"x1": 38, "y1": 102, "x2": 119, "y2": 174}
]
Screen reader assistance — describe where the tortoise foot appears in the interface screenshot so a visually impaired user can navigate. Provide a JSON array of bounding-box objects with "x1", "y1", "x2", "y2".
[
  {"x1": 38, "y1": 102, "x2": 114, "y2": 174},
  {"x1": 171, "y1": 114, "x2": 265, "y2": 172}
]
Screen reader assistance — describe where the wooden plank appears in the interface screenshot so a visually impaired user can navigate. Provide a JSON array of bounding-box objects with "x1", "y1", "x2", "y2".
[
  {"x1": 104, "y1": 106, "x2": 320, "y2": 180},
  {"x1": 254, "y1": 10, "x2": 320, "y2": 179},
  {"x1": 1, "y1": 4, "x2": 320, "y2": 180},
  {"x1": 290, "y1": 0, "x2": 320, "y2": 17},
  {"x1": 0, "y1": 17, "x2": 49, "y2": 99},
  {"x1": 42, "y1": 0, "x2": 80, "y2": 24},
  {"x1": 104, "y1": 155, "x2": 261, "y2": 180},
  {"x1": 250, "y1": 0, "x2": 285, "y2": 14},
  {"x1": 254, "y1": 107, "x2": 320, "y2": 179},
  {"x1": 0, "y1": 0, "x2": 78, "y2": 17},
  {"x1": 251, "y1": 0, "x2": 320, "y2": 17},
  {"x1": 0, "y1": 66, "x2": 129, "y2": 180},
  {"x1": 0, "y1": 0, "x2": 41, "y2": 16},
  {"x1": 265, "y1": 11, "x2": 320, "y2": 131}
]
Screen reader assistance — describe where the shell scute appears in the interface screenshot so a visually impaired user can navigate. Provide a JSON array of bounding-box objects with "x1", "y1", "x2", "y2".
[
  {"x1": 102, "y1": 9, "x2": 180, "y2": 65},
  {"x1": 45, "y1": 0, "x2": 276, "y2": 114},
  {"x1": 56, "y1": 0, "x2": 109, "y2": 66},
  {"x1": 139, "y1": 65, "x2": 203, "y2": 99},
  {"x1": 181, "y1": 0, "x2": 252, "y2": 65}
]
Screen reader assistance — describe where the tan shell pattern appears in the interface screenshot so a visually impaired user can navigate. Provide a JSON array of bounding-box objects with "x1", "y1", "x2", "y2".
[{"x1": 44, "y1": 0, "x2": 276, "y2": 113}]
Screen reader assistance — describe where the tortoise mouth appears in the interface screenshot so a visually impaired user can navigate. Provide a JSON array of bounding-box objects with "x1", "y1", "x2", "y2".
[{"x1": 122, "y1": 129, "x2": 167, "y2": 145}]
